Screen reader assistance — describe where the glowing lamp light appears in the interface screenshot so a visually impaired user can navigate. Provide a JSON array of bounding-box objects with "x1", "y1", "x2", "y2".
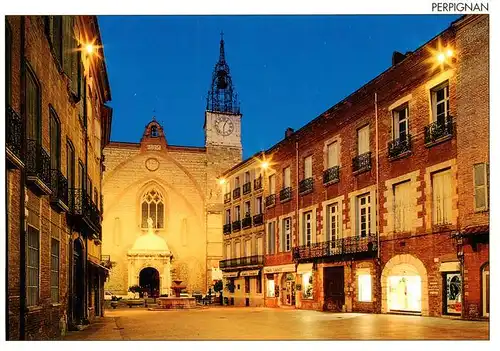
[
  {"x1": 85, "y1": 43, "x2": 95, "y2": 55},
  {"x1": 437, "y1": 53, "x2": 446, "y2": 63},
  {"x1": 218, "y1": 178, "x2": 226, "y2": 185},
  {"x1": 261, "y1": 161, "x2": 269, "y2": 170},
  {"x1": 446, "y1": 49, "x2": 454, "y2": 57}
]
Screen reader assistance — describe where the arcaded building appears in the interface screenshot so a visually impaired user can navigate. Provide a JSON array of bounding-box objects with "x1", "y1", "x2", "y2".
[{"x1": 101, "y1": 36, "x2": 242, "y2": 296}]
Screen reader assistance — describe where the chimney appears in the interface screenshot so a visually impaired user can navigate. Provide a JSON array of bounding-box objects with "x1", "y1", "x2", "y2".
[
  {"x1": 392, "y1": 51, "x2": 408, "y2": 66},
  {"x1": 285, "y1": 127, "x2": 294, "y2": 139}
]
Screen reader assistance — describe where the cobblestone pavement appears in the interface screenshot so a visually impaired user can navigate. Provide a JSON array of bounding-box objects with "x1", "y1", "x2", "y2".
[{"x1": 64, "y1": 307, "x2": 489, "y2": 341}]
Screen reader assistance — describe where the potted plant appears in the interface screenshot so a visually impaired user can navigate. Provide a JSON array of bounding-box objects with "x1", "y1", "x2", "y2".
[
  {"x1": 128, "y1": 285, "x2": 141, "y2": 299},
  {"x1": 110, "y1": 296, "x2": 121, "y2": 309},
  {"x1": 225, "y1": 281, "x2": 236, "y2": 294}
]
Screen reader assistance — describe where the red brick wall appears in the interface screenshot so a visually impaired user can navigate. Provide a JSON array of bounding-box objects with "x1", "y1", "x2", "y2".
[{"x1": 462, "y1": 243, "x2": 488, "y2": 319}]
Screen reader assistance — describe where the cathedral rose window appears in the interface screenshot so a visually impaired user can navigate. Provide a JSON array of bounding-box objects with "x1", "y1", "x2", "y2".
[{"x1": 141, "y1": 189, "x2": 164, "y2": 229}]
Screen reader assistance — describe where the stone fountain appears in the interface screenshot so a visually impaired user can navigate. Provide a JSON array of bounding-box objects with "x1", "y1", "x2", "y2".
[{"x1": 156, "y1": 279, "x2": 197, "y2": 309}]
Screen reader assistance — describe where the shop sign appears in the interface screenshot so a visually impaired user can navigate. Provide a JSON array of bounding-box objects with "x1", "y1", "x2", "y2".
[
  {"x1": 222, "y1": 271, "x2": 239, "y2": 278},
  {"x1": 240, "y1": 270, "x2": 260, "y2": 277},
  {"x1": 263, "y1": 264, "x2": 296, "y2": 274}
]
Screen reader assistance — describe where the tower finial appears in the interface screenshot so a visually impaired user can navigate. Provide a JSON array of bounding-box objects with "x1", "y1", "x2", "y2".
[{"x1": 219, "y1": 30, "x2": 226, "y2": 63}]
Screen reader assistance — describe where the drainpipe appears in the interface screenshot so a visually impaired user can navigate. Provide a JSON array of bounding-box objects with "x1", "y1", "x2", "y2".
[
  {"x1": 374, "y1": 93, "x2": 380, "y2": 260},
  {"x1": 19, "y1": 15, "x2": 27, "y2": 341},
  {"x1": 295, "y1": 138, "x2": 300, "y2": 249}
]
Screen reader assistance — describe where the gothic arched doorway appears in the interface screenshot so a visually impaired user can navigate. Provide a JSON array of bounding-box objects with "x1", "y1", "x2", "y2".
[
  {"x1": 73, "y1": 239, "x2": 85, "y2": 324},
  {"x1": 139, "y1": 267, "x2": 160, "y2": 298}
]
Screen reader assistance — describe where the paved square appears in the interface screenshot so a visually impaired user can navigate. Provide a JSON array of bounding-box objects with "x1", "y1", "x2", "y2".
[{"x1": 64, "y1": 307, "x2": 489, "y2": 340}]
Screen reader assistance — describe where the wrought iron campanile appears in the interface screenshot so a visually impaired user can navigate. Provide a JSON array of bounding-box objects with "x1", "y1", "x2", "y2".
[{"x1": 206, "y1": 32, "x2": 240, "y2": 114}]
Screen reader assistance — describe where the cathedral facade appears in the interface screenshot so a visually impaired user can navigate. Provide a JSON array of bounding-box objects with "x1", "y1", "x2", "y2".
[{"x1": 102, "y1": 36, "x2": 242, "y2": 296}]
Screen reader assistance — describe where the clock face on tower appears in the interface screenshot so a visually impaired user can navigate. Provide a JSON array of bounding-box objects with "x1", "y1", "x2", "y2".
[{"x1": 214, "y1": 115, "x2": 234, "y2": 136}]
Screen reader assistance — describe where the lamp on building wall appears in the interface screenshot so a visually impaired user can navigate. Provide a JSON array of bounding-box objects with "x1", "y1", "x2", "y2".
[
  {"x1": 85, "y1": 43, "x2": 95, "y2": 55},
  {"x1": 218, "y1": 178, "x2": 226, "y2": 185}
]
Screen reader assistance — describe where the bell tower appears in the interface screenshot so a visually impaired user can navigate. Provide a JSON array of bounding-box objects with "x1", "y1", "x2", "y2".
[
  {"x1": 204, "y1": 32, "x2": 242, "y2": 149},
  {"x1": 204, "y1": 33, "x2": 242, "y2": 289}
]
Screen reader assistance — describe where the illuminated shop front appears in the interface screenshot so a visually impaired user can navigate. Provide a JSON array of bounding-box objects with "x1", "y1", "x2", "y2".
[{"x1": 388, "y1": 275, "x2": 422, "y2": 312}]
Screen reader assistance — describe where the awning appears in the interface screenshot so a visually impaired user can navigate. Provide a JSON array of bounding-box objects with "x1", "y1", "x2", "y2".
[
  {"x1": 222, "y1": 271, "x2": 239, "y2": 278},
  {"x1": 88, "y1": 260, "x2": 111, "y2": 274},
  {"x1": 297, "y1": 263, "x2": 313, "y2": 274},
  {"x1": 263, "y1": 264, "x2": 296, "y2": 274},
  {"x1": 240, "y1": 270, "x2": 260, "y2": 277},
  {"x1": 439, "y1": 261, "x2": 461, "y2": 272}
]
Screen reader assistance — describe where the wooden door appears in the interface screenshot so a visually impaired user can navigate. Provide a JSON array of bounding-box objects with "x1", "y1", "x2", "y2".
[{"x1": 323, "y1": 266, "x2": 345, "y2": 312}]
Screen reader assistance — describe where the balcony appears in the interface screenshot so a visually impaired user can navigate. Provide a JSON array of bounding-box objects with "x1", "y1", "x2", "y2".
[
  {"x1": 6, "y1": 106, "x2": 24, "y2": 169},
  {"x1": 243, "y1": 182, "x2": 251, "y2": 195},
  {"x1": 233, "y1": 187, "x2": 241, "y2": 200},
  {"x1": 254, "y1": 176, "x2": 263, "y2": 191},
  {"x1": 299, "y1": 177, "x2": 314, "y2": 195},
  {"x1": 223, "y1": 223, "x2": 232, "y2": 235},
  {"x1": 101, "y1": 255, "x2": 112, "y2": 269},
  {"x1": 388, "y1": 134, "x2": 412, "y2": 159},
  {"x1": 68, "y1": 188, "x2": 102, "y2": 237},
  {"x1": 242, "y1": 215, "x2": 252, "y2": 229},
  {"x1": 253, "y1": 213, "x2": 264, "y2": 226},
  {"x1": 352, "y1": 151, "x2": 371, "y2": 175},
  {"x1": 323, "y1": 166, "x2": 340, "y2": 185},
  {"x1": 293, "y1": 234, "x2": 378, "y2": 262},
  {"x1": 232, "y1": 219, "x2": 241, "y2": 232},
  {"x1": 220, "y1": 255, "x2": 265, "y2": 269},
  {"x1": 100, "y1": 194, "x2": 104, "y2": 216},
  {"x1": 279, "y1": 187, "x2": 292, "y2": 203},
  {"x1": 424, "y1": 116, "x2": 454, "y2": 146},
  {"x1": 265, "y1": 194, "x2": 276, "y2": 208},
  {"x1": 50, "y1": 169, "x2": 69, "y2": 212},
  {"x1": 26, "y1": 139, "x2": 51, "y2": 194},
  {"x1": 224, "y1": 192, "x2": 231, "y2": 204}
]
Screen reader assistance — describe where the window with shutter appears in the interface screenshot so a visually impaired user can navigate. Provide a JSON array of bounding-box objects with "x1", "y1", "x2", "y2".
[
  {"x1": 245, "y1": 240, "x2": 252, "y2": 256},
  {"x1": 327, "y1": 141, "x2": 338, "y2": 168},
  {"x1": 432, "y1": 169, "x2": 452, "y2": 225},
  {"x1": 66, "y1": 140, "x2": 75, "y2": 188},
  {"x1": 357, "y1": 125, "x2": 370, "y2": 155},
  {"x1": 394, "y1": 181, "x2": 412, "y2": 232},
  {"x1": 303, "y1": 211, "x2": 313, "y2": 246},
  {"x1": 50, "y1": 109, "x2": 61, "y2": 170},
  {"x1": 393, "y1": 105, "x2": 409, "y2": 140},
  {"x1": 474, "y1": 163, "x2": 488, "y2": 211},
  {"x1": 26, "y1": 67, "x2": 40, "y2": 141},
  {"x1": 268, "y1": 222, "x2": 276, "y2": 254},
  {"x1": 235, "y1": 205, "x2": 240, "y2": 220},
  {"x1": 235, "y1": 242, "x2": 240, "y2": 258},
  {"x1": 50, "y1": 238, "x2": 60, "y2": 303},
  {"x1": 283, "y1": 167, "x2": 291, "y2": 188},
  {"x1": 431, "y1": 82, "x2": 450, "y2": 124},
  {"x1": 357, "y1": 193, "x2": 371, "y2": 237},
  {"x1": 327, "y1": 203, "x2": 340, "y2": 242},
  {"x1": 27, "y1": 225, "x2": 40, "y2": 306},
  {"x1": 282, "y1": 217, "x2": 291, "y2": 252},
  {"x1": 269, "y1": 174, "x2": 276, "y2": 194},
  {"x1": 304, "y1": 156, "x2": 312, "y2": 179}
]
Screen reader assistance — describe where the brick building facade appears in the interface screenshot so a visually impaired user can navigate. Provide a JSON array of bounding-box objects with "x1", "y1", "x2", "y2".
[
  {"x1": 218, "y1": 14, "x2": 489, "y2": 319},
  {"x1": 6, "y1": 16, "x2": 112, "y2": 340}
]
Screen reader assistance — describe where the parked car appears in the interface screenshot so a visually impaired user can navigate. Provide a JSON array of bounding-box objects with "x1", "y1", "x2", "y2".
[{"x1": 104, "y1": 291, "x2": 113, "y2": 301}]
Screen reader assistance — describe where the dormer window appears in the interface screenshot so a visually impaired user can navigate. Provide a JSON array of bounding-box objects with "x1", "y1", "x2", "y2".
[{"x1": 151, "y1": 125, "x2": 158, "y2": 137}]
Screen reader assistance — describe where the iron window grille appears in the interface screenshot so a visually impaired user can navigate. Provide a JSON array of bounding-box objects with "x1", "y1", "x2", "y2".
[
  {"x1": 352, "y1": 151, "x2": 372, "y2": 174},
  {"x1": 323, "y1": 166, "x2": 340, "y2": 185}
]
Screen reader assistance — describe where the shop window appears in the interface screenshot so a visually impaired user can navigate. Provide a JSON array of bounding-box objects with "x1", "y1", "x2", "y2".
[
  {"x1": 266, "y1": 275, "x2": 275, "y2": 297},
  {"x1": 444, "y1": 272, "x2": 462, "y2": 315},
  {"x1": 302, "y1": 272, "x2": 313, "y2": 299},
  {"x1": 358, "y1": 274, "x2": 372, "y2": 302}
]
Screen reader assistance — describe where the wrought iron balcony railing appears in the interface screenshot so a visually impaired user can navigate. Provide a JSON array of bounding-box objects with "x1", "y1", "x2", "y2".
[
  {"x1": 232, "y1": 219, "x2": 241, "y2": 232},
  {"x1": 224, "y1": 192, "x2": 231, "y2": 204},
  {"x1": 100, "y1": 194, "x2": 104, "y2": 215},
  {"x1": 223, "y1": 223, "x2": 232, "y2": 234},
  {"x1": 220, "y1": 255, "x2": 265, "y2": 269},
  {"x1": 280, "y1": 187, "x2": 292, "y2": 203},
  {"x1": 323, "y1": 166, "x2": 340, "y2": 185},
  {"x1": 265, "y1": 194, "x2": 276, "y2": 208},
  {"x1": 6, "y1": 106, "x2": 24, "y2": 168},
  {"x1": 253, "y1": 213, "x2": 264, "y2": 226},
  {"x1": 242, "y1": 215, "x2": 252, "y2": 229},
  {"x1": 243, "y1": 182, "x2": 251, "y2": 195},
  {"x1": 69, "y1": 188, "x2": 102, "y2": 236},
  {"x1": 299, "y1": 177, "x2": 314, "y2": 195},
  {"x1": 254, "y1": 176, "x2": 263, "y2": 191},
  {"x1": 101, "y1": 255, "x2": 112, "y2": 269},
  {"x1": 424, "y1": 116, "x2": 454, "y2": 145},
  {"x1": 352, "y1": 151, "x2": 372, "y2": 174},
  {"x1": 50, "y1": 169, "x2": 69, "y2": 211},
  {"x1": 26, "y1": 139, "x2": 51, "y2": 193},
  {"x1": 292, "y1": 234, "x2": 378, "y2": 261},
  {"x1": 388, "y1": 134, "x2": 412, "y2": 159},
  {"x1": 233, "y1": 187, "x2": 241, "y2": 200}
]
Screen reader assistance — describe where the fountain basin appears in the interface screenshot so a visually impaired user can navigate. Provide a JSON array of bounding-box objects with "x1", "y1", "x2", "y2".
[{"x1": 156, "y1": 296, "x2": 197, "y2": 309}]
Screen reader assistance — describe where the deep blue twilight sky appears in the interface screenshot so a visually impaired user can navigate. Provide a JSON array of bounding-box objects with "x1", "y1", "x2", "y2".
[{"x1": 98, "y1": 15, "x2": 459, "y2": 159}]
